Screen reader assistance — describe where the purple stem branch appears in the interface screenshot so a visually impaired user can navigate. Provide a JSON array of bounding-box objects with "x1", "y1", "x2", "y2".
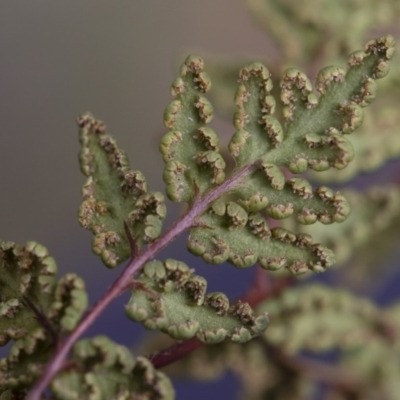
[
  {"x1": 149, "y1": 337, "x2": 203, "y2": 369},
  {"x1": 27, "y1": 163, "x2": 257, "y2": 400}
]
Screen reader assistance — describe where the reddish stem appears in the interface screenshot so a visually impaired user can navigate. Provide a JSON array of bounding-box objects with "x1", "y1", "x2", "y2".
[
  {"x1": 149, "y1": 270, "x2": 295, "y2": 369},
  {"x1": 150, "y1": 337, "x2": 203, "y2": 369},
  {"x1": 26, "y1": 163, "x2": 257, "y2": 400}
]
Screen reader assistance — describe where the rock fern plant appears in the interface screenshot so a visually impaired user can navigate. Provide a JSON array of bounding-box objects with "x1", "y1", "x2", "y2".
[{"x1": 0, "y1": 3, "x2": 399, "y2": 399}]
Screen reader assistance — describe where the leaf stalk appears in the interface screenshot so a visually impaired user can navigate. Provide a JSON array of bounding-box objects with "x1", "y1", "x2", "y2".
[{"x1": 27, "y1": 162, "x2": 257, "y2": 399}]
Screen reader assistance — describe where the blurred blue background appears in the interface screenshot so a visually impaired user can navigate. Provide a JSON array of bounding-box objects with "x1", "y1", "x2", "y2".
[{"x1": 0, "y1": 2, "x2": 399, "y2": 399}]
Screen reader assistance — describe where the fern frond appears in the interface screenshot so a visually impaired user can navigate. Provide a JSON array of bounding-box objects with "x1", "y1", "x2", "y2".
[
  {"x1": 126, "y1": 259, "x2": 269, "y2": 343},
  {"x1": 77, "y1": 114, "x2": 166, "y2": 268},
  {"x1": 208, "y1": 5, "x2": 400, "y2": 183},
  {"x1": 183, "y1": 36, "x2": 395, "y2": 274},
  {"x1": 0, "y1": 241, "x2": 57, "y2": 346},
  {"x1": 188, "y1": 202, "x2": 336, "y2": 273},
  {"x1": 0, "y1": 241, "x2": 89, "y2": 396},
  {"x1": 48, "y1": 274, "x2": 88, "y2": 332},
  {"x1": 206, "y1": 47, "x2": 400, "y2": 186},
  {"x1": 257, "y1": 284, "x2": 394, "y2": 354},
  {"x1": 160, "y1": 55, "x2": 226, "y2": 203},
  {"x1": 0, "y1": 327, "x2": 52, "y2": 397},
  {"x1": 336, "y1": 300, "x2": 400, "y2": 400},
  {"x1": 50, "y1": 336, "x2": 174, "y2": 400},
  {"x1": 229, "y1": 35, "x2": 394, "y2": 173},
  {"x1": 282, "y1": 184, "x2": 400, "y2": 266},
  {"x1": 313, "y1": 89, "x2": 400, "y2": 182}
]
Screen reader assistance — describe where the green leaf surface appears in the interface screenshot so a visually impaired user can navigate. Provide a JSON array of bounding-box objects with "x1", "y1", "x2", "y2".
[
  {"x1": 188, "y1": 201, "x2": 336, "y2": 274},
  {"x1": 205, "y1": 43, "x2": 400, "y2": 185},
  {"x1": 206, "y1": 26, "x2": 400, "y2": 185},
  {"x1": 161, "y1": 55, "x2": 226, "y2": 203},
  {"x1": 78, "y1": 114, "x2": 166, "y2": 268},
  {"x1": 339, "y1": 342, "x2": 400, "y2": 400},
  {"x1": 282, "y1": 185, "x2": 400, "y2": 266},
  {"x1": 187, "y1": 35, "x2": 395, "y2": 274},
  {"x1": 0, "y1": 327, "x2": 54, "y2": 396},
  {"x1": 50, "y1": 336, "x2": 174, "y2": 400},
  {"x1": 312, "y1": 89, "x2": 400, "y2": 182},
  {"x1": 0, "y1": 240, "x2": 88, "y2": 345},
  {"x1": 229, "y1": 35, "x2": 395, "y2": 173},
  {"x1": 0, "y1": 241, "x2": 89, "y2": 396},
  {"x1": 335, "y1": 301, "x2": 400, "y2": 400},
  {"x1": 126, "y1": 259, "x2": 269, "y2": 343},
  {"x1": 48, "y1": 273, "x2": 89, "y2": 332},
  {"x1": 257, "y1": 284, "x2": 392, "y2": 354},
  {"x1": 0, "y1": 241, "x2": 57, "y2": 346}
]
